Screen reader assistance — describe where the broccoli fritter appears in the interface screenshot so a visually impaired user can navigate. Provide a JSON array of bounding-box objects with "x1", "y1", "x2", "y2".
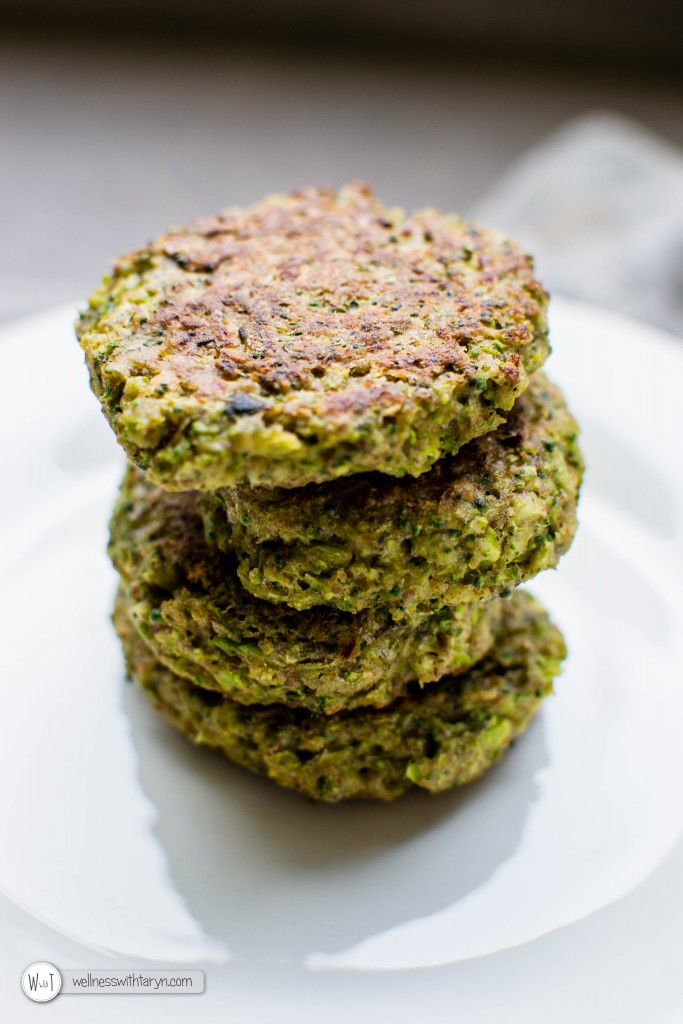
[
  {"x1": 78, "y1": 183, "x2": 549, "y2": 490},
  {"x1": 109, "y1": 467, "x2": 503, "y2": 713},
  {"x1": 116, "y1": 590, "x2": 565, "y2": 802}
]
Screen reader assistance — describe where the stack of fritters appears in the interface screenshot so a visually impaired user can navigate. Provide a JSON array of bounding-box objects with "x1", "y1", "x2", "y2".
[{"x1": 77, "y1": 184, "x2": 582, "y2": 802}]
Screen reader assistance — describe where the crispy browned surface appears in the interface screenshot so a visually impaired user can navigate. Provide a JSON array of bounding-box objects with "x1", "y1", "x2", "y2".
[
  {"x1": 138, "y1": 185, "x2": 541, "y2": 397},
  {"x1": 77, "y1": 183, "x2": 549, "y2": 489}
]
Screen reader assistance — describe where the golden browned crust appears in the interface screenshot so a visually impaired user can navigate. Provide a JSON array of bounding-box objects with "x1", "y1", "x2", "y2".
[{"x1": 77, "y1": 184, "x2": 549, "y2": 489}]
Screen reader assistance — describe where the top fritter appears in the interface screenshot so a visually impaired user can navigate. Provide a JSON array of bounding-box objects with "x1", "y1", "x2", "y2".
[{"x1": 76, "y1": 183, "x2": 549, "y2": 490}]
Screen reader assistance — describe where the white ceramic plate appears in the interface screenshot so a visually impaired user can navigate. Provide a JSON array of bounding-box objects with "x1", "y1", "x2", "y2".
[{"x1": 1, "y1": 298, "x2": 683, "y2": 1023}]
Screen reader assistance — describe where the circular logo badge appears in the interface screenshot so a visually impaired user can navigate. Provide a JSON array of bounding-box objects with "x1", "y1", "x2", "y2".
[{"x1": 21, "y1": 962, "x2": 62, "y2": 1002}]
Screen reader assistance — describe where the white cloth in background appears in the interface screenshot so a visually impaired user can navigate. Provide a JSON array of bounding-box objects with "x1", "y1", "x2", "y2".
[{"x1": 472, "y1": 113, "x2": 683, "y2": 336}]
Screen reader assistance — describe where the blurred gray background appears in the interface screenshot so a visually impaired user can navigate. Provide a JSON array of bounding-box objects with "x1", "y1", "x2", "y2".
[{"x1": 1, "y1": 2, "x2": 682, "y2": 330}]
